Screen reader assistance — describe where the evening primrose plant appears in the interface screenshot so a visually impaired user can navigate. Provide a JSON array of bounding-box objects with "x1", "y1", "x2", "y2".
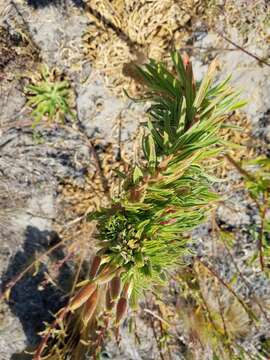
[{"x1": 34, "y1": 52, "x2": 246, "y2": 359}]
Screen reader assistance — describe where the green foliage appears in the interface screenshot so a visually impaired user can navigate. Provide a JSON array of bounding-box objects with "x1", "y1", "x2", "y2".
[
  {"x1": 35, "y1": 52, "x2": 247, "y2": 359},
  {"x1": 25, "y1": 65, "x2": 75, "y2": 126},
  {"x1": 89, "y1": 52, "x2": 245, "y2": 306},
  {"x1": 137, "y1": 53, "x2": 245, "y2": 160}
]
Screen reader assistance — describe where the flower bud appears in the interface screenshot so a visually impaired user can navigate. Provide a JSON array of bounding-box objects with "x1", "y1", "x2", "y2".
[
  {"x1": 69, "y1": 282, "x2": 97, "y2": 312},
  {"x1": 81, "y1": 288, "x2": 99, "y2": 326},
  {"x1": 183, "y1": 53, "x2": 190, "y2": 68},
  {"x1": 105, "y1": 288, "x2": 115, "y2": 312},
  {"x1": 95, "y1": 264, "x2": 118, "y2": 284},
  {"x1": 89, "y1": 255, "x2": 101, "y2": 279},
  {"x1": 109, "y1": 276, "x2": 121, "y2": 300},
  {"x1": 116, "y1": 297, "x2": 128, "y2": 325}
]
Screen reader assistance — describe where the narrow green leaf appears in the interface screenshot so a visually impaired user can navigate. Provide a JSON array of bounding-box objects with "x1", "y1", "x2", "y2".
[{"x1": 133, "y1": 165, "x2": 144, "y2": 184}]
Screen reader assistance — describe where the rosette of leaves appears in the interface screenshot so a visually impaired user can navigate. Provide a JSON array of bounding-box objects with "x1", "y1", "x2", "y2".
[
  {"x1": 34, "y1": 53, "x2": 245, "y2": 359},
  {"x1": 25, "y1": 65, "x2": 75, "y2": 126}
]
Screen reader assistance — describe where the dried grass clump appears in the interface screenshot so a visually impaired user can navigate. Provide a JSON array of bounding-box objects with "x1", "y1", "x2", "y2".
[
  {"x1": 176, "y1": 262, "x2": 251, "y2": 359},
  {"x1": 205, "y1": 114, "x2": 257, "y2": 181},
  {"x1": 58, "y1": 140, "x2": 131, "y2": 215},
  {"x1": 0, "y1": 25, "x2": 39, "y2": 74},
  {"x1": 202, "y1": 0, "x2": 270, "y2": 49},
  {"x1": 83, "y1": 0, "x2": 269, "y2": 97},
  {"x1": 55, "y1": 139, "x2": 132, "y2": 262},
  {"x1": 83, "y1": 0, "x2": 201, "y2": 96}
]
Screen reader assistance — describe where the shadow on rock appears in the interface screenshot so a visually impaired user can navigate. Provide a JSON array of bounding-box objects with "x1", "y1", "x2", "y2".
[
  {"x1": 2, "y1": 226, "x2": 74, "y2": 357},
  {"x1": 27, "y1": 0, "x2": 85, "y2": 9},
  {"x1": 11, "y1": 354, "x2": 32, "y2": 360}
]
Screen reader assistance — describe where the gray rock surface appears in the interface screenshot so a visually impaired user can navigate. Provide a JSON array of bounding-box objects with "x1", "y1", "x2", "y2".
[
  {"x1": 195, "y1": 32, "x2": 270, "y2": 124},
  {"x1": 0, "y1": 126, "x2": 90, "y2": 358}
]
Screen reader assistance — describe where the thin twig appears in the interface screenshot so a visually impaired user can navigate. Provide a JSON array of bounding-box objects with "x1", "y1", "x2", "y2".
[
  {"x1": 0, "y1": 239, "x2": 65, "y2": 302},
  {"x1": 217, "y1": 32, "x2": 270, "y2": 68},
  {"x1": 223, "y1": 236, "x2": 270, "y2": 322},
  {"x1": 216, "y1": 286, "x2": 234, "y2": 357},
  {"x1": 87, "y1": 137, "x2": 110, "y2": 196},
  {"x1": 145, "y1": 297, "x2": 166, "y2": 360},
  {"x1": 225, "y1": 154, "x2": 270, "y2": 271},
  {"x1": 34, "y1": 308, "x2": 67, "y2": 360},
  {"x1": 225, "y1": 154, "x2": 256, "y2": 182},
  {"x1": 144, "y1": 308, "x2": 171, "y2": 327},
  {"x1": 258, "y1": 200, "x2": 267, "y2": 271},
  {"x1": 60, "y1": 124, "x2": 110, "y2": 198},
  {"x1": 157, "y1": 305, "x2": 173, "y2": 360},
  {"x1": 193, "y1": 268, "x2": 222, "y2": 335},
  {"x1": 196, "y1": 258, "x2": 258, "y2": 329},
  {"x1": 117, "y1": 112, "x2": 123, "y2": 197},
  {"x1": 212, "y1": 212, "x2": 270, "y2": 322}
]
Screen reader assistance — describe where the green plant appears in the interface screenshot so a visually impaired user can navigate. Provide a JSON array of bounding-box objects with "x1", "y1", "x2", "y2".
[
  {"x1": 34, "y1": 52, "x2": 245, "y2": 359},
  {"x1": 25, "y1": 65, "x2": 75, "y2": 126}
]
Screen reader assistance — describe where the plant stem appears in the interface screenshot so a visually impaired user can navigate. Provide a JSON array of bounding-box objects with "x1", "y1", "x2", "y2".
[
  {"x1": 145, "y1": 297, "x2": 166, "y2": 360},
  {"x1": 225, "y1": 154, "x2": 269, "y2": 272},
  {"x1": 212, "y1": 212, "x2": 270, "y2": 322},
  {"x1": 217, "y1": 32, "x2": 270, "y2": 68},
  {"x1": 196, "y1": 258, "x2": 258, "y2": 329},
  {"x1": 60, "y1": 124, "x2": 111, "y2": 198},
  {"x1": 225, "y1": 154, "x2": 256, "y2": 182},
  {"x1": 258, "y1": 200, "x2": 267, "y2": 271}
]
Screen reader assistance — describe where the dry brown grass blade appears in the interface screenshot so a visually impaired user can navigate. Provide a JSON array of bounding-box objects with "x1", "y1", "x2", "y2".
[
  {"x1": 196, "y1": 259, "x2": 259, "y2": 329},
  {"x1": 217, "y1": 32, "x2": 270, "y2": 68}
]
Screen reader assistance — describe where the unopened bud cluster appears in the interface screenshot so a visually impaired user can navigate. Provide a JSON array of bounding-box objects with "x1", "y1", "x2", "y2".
[
  {"x1": 97, "y1": 211, "x2": 149, "y2": 272},
  {"x1": 67, "y1": 254, "x2": 132, "y2": 327}
]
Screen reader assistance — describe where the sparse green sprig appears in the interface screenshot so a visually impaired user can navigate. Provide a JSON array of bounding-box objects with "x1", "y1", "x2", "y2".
[{"x1": 25, "y1": 65, "x2": 75, "y2": 127}]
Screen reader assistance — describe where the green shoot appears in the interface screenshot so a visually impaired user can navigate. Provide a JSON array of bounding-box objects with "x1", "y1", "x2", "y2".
[
  {"x1": 25, "y1": 65, "x2": 75, "y2": 127},
  {"x1": 34, "y1": 52, "x2": 246, "y2": 359}
]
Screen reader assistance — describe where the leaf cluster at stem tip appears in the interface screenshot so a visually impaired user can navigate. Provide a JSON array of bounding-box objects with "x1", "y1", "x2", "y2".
[
  {"x1": 88, "y1": 51, "x2": 246, "y2": 307},
  {"x1": 25, "y1": 65, "x2": 75, "y2": 127}
]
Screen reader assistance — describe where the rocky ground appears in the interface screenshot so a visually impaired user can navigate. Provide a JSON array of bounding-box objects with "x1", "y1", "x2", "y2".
[{"x1": 0, "y1": 1, "x2": 270, "y2": 359}]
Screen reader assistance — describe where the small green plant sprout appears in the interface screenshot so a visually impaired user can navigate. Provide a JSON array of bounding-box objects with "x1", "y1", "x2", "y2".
[
  {"x1": 34, "y1": 52, "x2": 246, "y2": 359},
  {"x1": 25, "y1": 65, "x2": 75, "y2": 127},
  {"x1": 227, "y1": 155, "x2": 270, "y2": 272}
]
